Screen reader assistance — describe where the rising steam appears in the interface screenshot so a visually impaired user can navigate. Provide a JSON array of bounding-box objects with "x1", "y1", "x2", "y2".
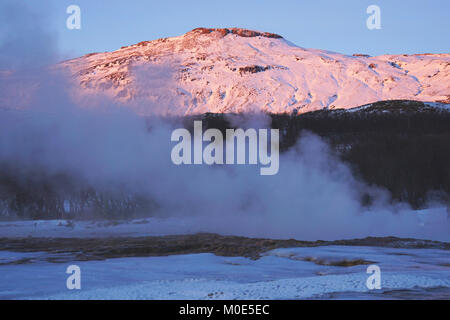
[{"x1": 0, "y1": 1, "x2": 448, "y2": 242}]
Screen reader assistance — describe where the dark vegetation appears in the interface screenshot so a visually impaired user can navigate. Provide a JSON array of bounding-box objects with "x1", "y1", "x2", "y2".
[
  {"x1": 194, "y1": 100, "x2": 450, "y2": 209},
  {"x1": 0, "y1": 100, "x2": 449, "y2": 220},
  {"x1": 0, "y1": 164, "x2": 156, "y2": 220}
]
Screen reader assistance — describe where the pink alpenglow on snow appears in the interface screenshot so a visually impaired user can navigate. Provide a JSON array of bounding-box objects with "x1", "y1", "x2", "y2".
[{"x1": 57, "y1": 28, "x2": 450, "y2": 115}]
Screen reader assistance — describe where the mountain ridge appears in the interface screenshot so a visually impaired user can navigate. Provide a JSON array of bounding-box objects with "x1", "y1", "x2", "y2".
[{"x1": 59, "y1": 28, "x2": 450, "y2": 115}]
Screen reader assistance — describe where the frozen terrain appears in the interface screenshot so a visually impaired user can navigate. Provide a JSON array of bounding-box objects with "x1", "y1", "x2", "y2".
[
  {"x1": 0, "y1": 209, "x2": 448, "y2": 300},
  {"x1": 0, "y1": 245, "x2": 448, "y2": 300},
  {"x1": 52, "y1": 27, "x2": 450, "y2": 115}
]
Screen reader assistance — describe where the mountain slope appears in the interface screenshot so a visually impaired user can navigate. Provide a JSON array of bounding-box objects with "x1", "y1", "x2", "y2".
[{"x1": 60, "y1": 28, "x2": 450, "y2": 115}]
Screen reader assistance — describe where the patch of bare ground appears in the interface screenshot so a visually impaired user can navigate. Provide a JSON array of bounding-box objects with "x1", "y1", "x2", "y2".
[
  {"x1": 302, "y1": 257, "x2": 375, "y2": 267},
  {"x1": 0, "y1": 234, "x2": 447, "y2": 264}
]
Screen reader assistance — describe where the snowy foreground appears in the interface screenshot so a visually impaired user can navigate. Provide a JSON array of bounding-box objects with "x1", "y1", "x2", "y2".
[
  {"x1": 0, "y1": 208, "x2": 448, "y2": 300},
  {"x1": 0, "y1": 245, "x2": 448, "y2": 300},
  {"x1": 0, "y1": 212, "x2": 450, "y2": 299}
]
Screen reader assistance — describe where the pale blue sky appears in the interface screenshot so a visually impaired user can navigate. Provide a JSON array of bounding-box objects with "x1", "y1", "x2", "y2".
[{"x1": 27, "y1": 0, "x2": 450, "y2": 58}]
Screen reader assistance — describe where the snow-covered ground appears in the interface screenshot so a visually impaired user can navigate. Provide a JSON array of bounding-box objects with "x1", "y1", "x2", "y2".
[
  {"x1": 425, "y1": 102, "x2": 450, "y2": 110},
  {"x1": 0, "y1": 207, "x2": 447, "y2": 300},
  {"x1": 0, "y1": 245, "x2": 448, "y2": 299}
]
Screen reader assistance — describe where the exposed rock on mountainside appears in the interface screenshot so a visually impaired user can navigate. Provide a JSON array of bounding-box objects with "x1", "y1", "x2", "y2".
[{"x1": 191, "y1": 28, "x2": 283, "y2": 39}]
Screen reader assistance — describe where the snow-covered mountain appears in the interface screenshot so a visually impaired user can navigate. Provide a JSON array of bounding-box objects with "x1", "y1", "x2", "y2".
[{"x1": 61, "y1": 28, "x2": 450, "y2": 115}]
